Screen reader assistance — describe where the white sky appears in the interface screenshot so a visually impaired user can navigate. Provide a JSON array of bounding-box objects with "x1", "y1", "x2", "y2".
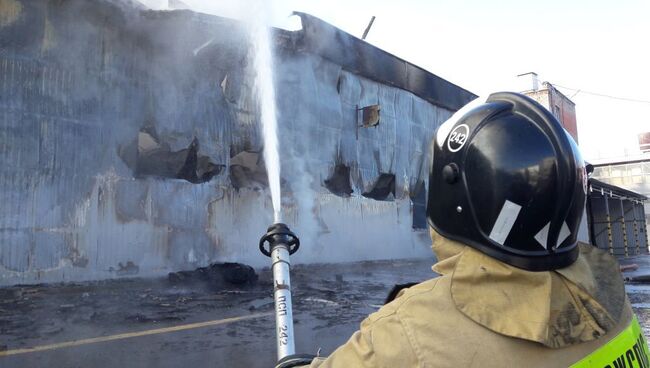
[{"x1": 141, "y1": 0, "x2": 650, "y2": 161}]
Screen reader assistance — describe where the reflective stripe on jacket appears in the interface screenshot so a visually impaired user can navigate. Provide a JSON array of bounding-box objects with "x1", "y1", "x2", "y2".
[
  {"x1": 306, "y1": 230, "x2": 645, "y2": 368},
  {"x1": 571, "y1": 316, "x2": 649, "y2": 367}
]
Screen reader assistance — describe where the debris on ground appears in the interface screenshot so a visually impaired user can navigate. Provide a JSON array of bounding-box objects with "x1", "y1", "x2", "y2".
[
  {"x1": 626, "y1": 275, "x2": 650, "y2": 284},
  {"x1": 167, "y1": 262, "x2": 258, "y2": 286}
]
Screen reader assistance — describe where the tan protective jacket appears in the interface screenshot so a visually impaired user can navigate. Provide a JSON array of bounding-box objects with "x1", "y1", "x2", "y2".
[{"x1": 306, "y1": 231, "x2": 641, "y2": 368}]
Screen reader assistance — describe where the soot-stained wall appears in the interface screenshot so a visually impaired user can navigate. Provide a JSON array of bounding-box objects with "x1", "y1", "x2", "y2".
[{"x1": 0, "y1": 0, "x2": 468, "y2": 285}]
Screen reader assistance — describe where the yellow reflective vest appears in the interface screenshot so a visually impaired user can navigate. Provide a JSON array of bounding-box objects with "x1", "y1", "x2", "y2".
[
  {"x1": 305, "y1": 231, "x2": 649, "y2": 368},
  {"x1": 571, "y1": 316, "x2": 649, "y2": 368}
]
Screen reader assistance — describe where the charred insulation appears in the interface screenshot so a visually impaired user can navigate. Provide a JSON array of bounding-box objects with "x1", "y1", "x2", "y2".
[
  {"x1": 119, "y1": 127, "x2": 224, "y2": 184},
  {"x1": 324, "y1": 163, "x2": 353, "y2": 197},
  {"x1": 362, "y1": 173, "x2": 395, "y2": 201}
]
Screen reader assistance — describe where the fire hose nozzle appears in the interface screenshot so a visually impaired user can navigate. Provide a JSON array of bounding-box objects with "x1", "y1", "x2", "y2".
[
  {"x1": 260, "y1": 222, "x2": 301, "y2": 360},
  {"x1": 259, "y1": 223, "x2": 300, "y2": 257}
]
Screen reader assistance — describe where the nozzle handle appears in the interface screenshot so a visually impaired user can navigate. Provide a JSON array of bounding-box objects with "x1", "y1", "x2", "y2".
[{"x1": 259, "y1": 223, "x2": 300, "y2": 257}]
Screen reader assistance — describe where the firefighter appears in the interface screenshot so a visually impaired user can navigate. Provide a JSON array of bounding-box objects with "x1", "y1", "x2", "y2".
[{"x1": 300, "y1": 92, "x2": 649, "y2": 367}]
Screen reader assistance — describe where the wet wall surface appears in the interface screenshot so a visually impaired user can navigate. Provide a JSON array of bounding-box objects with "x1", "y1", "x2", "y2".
[
  {"x1": 1, "y1": 257, "x2": 650, "y2": 368},
  {"x1": 0, "y1": 0, "x2": 472, "y2": 285}
]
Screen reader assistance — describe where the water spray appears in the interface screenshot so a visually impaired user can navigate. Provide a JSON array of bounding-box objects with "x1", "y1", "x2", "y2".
[
  {"x1": 248, "y1": 1, "x2": 312, "y2": 366},
  {"x1": 248, "y1": 0, "x2": 282, "y2": 224},
  {"x1": 259, "y1": 224, "x2": 314, "y2": 367}
]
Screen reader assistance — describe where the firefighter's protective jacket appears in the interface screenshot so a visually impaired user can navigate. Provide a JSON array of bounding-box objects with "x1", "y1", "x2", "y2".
[{"x1": 305, "y1": 230, "x2": 648, "y2": 368}]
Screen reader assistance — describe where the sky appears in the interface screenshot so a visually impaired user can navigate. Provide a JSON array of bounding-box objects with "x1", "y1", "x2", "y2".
[{"x1": 140, "y1": 0, "x2": 650, "y2": 161}]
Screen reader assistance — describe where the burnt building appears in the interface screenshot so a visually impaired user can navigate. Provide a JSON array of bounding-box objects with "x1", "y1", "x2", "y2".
[{"x1": 0, "y1": 0, "x2": 475, "y2": 285}]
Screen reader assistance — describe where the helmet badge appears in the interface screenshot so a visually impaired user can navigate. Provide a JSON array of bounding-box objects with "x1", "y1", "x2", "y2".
[{"x1": 447, "y1": 124, "x2": 469, "y2": 152}]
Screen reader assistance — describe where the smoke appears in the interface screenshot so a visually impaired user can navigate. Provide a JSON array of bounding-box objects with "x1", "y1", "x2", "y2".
[
  {"x1": 284, "y1": 144, "x2": 321, "y2": 259},
  {"x1": 138, "y1": 0, "x2": 300, "y2": 29}
]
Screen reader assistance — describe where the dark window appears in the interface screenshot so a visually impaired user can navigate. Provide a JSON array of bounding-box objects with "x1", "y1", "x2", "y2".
[{"x1": 358, "y1": 105, "x2": 380, "y2": 128}]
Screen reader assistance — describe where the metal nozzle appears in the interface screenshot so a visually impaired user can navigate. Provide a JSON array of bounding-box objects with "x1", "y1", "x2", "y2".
[
  {"x1": 259, "y1": 223, "x2": 300, "y2": 257},
  {"x1": 259, "y1": 222, "x2": 301, "y2": 360}
]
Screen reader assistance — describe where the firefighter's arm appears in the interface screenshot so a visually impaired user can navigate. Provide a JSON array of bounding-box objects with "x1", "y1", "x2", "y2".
[{"x1": 303, "y1": 309, "x2": 419, "y2": 368}]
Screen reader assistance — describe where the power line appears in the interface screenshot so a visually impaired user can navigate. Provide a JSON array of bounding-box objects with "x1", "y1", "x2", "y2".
[{"x1": 549, "y1": 83, "x2": 650, "y2": 104}]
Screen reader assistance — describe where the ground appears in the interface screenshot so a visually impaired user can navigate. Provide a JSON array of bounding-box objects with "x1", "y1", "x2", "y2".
[{"x1": 1, "y1": 257, "x2": 649, "y2": 368}]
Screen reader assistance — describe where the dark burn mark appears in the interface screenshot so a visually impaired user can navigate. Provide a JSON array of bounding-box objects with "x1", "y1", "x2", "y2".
[
  {"x1": 362, "y1": 173, "x2": 395, "y2": 201},
  {"x1": 324, "y1": 164, "x2": 353, "y2": 197},
  {"x1": 410, "y1": 180, "x2": 427, "y2": 229}
]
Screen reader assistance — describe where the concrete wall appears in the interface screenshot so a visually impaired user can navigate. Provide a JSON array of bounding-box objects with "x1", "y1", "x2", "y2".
[{"x1": 0, "y1": 0, "x2": 453, "y2": 285}]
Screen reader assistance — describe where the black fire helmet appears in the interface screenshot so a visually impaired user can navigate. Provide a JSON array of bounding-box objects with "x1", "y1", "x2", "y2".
[{"x1": 427, "y1": 92, "x2": 587, "y2": 271}]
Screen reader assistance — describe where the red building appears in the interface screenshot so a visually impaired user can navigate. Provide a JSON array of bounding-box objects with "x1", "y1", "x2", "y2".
[{"x1": 518, "y1": 72, "x2": 579, "y2": 143}]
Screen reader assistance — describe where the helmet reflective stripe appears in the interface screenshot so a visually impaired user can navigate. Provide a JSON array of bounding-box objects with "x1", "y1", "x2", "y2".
[
  {"x1": 569, "y1": 316, "x2": 649, "y2": 367},
  {"x1": 534, "y1": 221, "x2": 571, "y2": 250},
  {"x1": 488, "y1": 200, "x2": 522, "y2": 246},
  {"x1": 436, "y1": 96, "x2": 488, "y2": 148}
]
